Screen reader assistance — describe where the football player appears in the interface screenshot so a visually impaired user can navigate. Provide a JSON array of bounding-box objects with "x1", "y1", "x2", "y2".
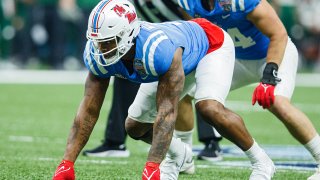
[
  {"x1": 176, "y1": 0, "x2": 320, "y2": 179},
  {"x1": 52, "y1": 0, "x2": 275, "y2": 179},
  {"x1": 83, "y1": 0, "x2": 224, "y2": 162}
]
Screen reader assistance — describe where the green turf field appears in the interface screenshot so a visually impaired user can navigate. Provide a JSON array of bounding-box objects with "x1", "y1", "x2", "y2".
[{"x1": 1, "y1": 84, "x2": 319, "y2": 179}]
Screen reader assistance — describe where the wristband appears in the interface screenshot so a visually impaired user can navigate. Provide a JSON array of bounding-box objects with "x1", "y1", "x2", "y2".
[
  {"x1": 261, "y1": 62, "x2": 281, "y2": 85},
  {"x1": 145, "y1": 162, "x2": 160, "y2": 168}
]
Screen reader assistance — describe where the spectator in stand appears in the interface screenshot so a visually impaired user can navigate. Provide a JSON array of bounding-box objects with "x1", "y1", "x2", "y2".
[{"x1": 296, "y1": 0, "x2": 320, "y2": 71}]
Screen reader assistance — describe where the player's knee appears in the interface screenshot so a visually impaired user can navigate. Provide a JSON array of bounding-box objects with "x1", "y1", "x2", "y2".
[
  {"x1": 125, "y1": 117, "x2": 142, "y2": 138},
  {"x1": 195, "y1": 100, "x2": 226, "y2": 126},
  {"x1": 271, "y1": 96, "x2": 292, "y2": 120},
  {"x1": 125, "y1": 117, "x2": 152, "y2": 140},
  {"x1": 130, "y1": 130, "x2": 152, "y2": 141}
]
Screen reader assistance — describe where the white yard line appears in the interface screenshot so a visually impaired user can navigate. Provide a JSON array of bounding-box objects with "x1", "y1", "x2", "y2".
[
  {"x1": 5, "y1": 135, "x2": 317, "y2": 172},
  {"x1": 38, "y1": 157, "x2": 128, "y2": 165},
  {"x1": 8, "y1": 135, "x2": 34, "y2": 142},
  {"x1": 0, "y1": 70, "x2": 87, "y2": 84},
  {"x1": 0, "y1": 70, "x2": 319, "y2": 86},
  {"x1": 196, "y1": 161, "x2": 315, "y2": 172},
  {"x1": 226, "y1": 101, "x2": 320, "y2": 113}
]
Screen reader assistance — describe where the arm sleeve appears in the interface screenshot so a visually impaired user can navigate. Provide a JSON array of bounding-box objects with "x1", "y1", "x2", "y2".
[
  {"x1": 243, "y1": 0, "x2": 261, "y2": 14},
  {"x1": 147, "y1": 38, "x2": 176, "y2": 76},
  {"x1": 232, "y1": 0, "x2": 261, "y2": 19},
  {"x1": 176, "y1": 0, "x2": 195, "y2": 17}
]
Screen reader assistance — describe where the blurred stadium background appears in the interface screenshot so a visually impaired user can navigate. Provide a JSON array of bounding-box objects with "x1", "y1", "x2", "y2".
[
  {"x1": 1, "y1": 0, "x2": 320, "y2": 71},
  {"x1": 0, "y1": 0, "x2": 320, "y2": 179}
]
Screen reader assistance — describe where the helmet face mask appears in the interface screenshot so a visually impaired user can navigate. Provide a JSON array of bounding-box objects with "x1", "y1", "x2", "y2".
[
  {"x1": 91, "y1": 34, "x2": 125, "y2": 66},
  {"x1": 86, "y1": 0, "x2": 140, "y2": 66}
]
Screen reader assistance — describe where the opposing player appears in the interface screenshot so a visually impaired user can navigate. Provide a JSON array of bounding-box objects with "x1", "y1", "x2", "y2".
[
  {"x1": 176, "y1": 0, "x2": 320, "y2": 179},
  {"x1": 52, "y1": 0, "x2": 275, "y2": 179}
]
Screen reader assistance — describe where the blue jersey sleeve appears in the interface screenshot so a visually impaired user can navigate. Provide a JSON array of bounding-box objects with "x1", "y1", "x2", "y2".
[
  {"x1": 177, "y1": 0, "x2": 195, "y2": 17},
  {"x1": 140, "y1": 28, "x2": 177, "y2": 77},
  {"x1": 243, "y1": 0, "x2": 261, "y2": 14},
  {"x1": 153, "y1": 38, "x2": 176, "y2": 76},
  {"x1": 232, "y1": 0, "x2": 261, "y2": 19}
]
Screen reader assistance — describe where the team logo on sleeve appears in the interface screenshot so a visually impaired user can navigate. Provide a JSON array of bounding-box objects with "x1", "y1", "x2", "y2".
[
  {"x1": 218, "y1": 0, "x2": 232, "y2": 12},
  {"x1": 134, "y1": 58, "x2": 147, "y2": 78}
]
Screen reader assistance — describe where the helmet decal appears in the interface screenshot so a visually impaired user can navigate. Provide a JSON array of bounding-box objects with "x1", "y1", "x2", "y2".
[
  {"x1": 113, "y1": 4, "x2": 137, "y2": 24},
  {"x1": 92, "y1": 0, "x2": 112, "y2": 33},
  {"x1": 125, "y1": 11, "x2": 137, "y2": 24},
  {"x1": 113, "y1": 5, "x2": 127, "y2": 16}
]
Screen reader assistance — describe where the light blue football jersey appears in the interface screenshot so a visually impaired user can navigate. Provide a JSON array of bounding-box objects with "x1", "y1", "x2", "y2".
[
  {"x1": 178, "y1": 0, "x2": 270, "y2": 60},
  {"x1": 83, "y1": 20, "x2": 209, "y2": 83}
]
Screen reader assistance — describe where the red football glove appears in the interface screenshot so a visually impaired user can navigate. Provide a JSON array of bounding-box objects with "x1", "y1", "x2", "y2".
[
  {"x1": 252, "y1": 62, "x2": 281, "y2": 109},
  {"x1": 252, "y1": 82, "x2": 275, "y2": 109},
  {"x1": 53, "y1": 160, "x2": 75, "y2": 180},
  {"x1": 142, "y1": 162, "x2": 160, "y2": 180}
]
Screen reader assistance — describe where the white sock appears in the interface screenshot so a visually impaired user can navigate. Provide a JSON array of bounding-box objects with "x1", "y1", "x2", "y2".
[
  {"x1": 244, "y1": 140, "x2": 269, "y2": 164},
  {"x1": 173, "y1": 129, "x2": 193, "y2": 148},
  {"x1": 168, "y1": 137, "x2": 185, "y2": 157},
  {"x1": 304, "y1": 134, "x2": 320, "y2": 165}
]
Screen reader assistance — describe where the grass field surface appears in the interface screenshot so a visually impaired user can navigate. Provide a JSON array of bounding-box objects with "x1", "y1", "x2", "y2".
[{"x1": 1, "y1": 83, "x2": 320, "y2": 179}]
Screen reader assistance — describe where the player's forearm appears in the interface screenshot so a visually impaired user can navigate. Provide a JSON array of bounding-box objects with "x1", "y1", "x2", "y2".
[
  {"x1": 247, "y1": 0, "x2": 288, "y2": 65},
  {"x1": 148, "y1": 76, "x2": 184, "y2": 163},
  {"x1": 63, "y1": 112, "x2": 98, "y2": 162},
  {"x1": 63, "y1": 95, "x2": 102, "y2": 162},
  {"x1": 147, "y1": 110, "x2": 176, "y2": 163},
  {"x1": 147, "y1": 47, "x2": 185, "y2": 163},
  {"x1": 62, "y1": 73, "x2": 108, "y2": 162},
  {"x1": 266, "y1": 32, "x2": 288, "y2": 65}
]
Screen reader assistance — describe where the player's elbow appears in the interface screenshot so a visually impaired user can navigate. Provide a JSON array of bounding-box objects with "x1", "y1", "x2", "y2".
[
  {"x1": 82, "y1": 104, "x2": 101, "y2": 119},
  {"x1": 270, "y1": 27, "x2": 288, "y2": 43},
  {"x1": 76, "y1": 108, "x2": 100, "y2": 125},
  {"x1": 278, "y1": 28, "x2": 288, "y2": 41}
]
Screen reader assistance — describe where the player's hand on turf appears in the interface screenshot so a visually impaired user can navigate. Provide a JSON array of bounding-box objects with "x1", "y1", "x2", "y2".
[
  {"x1": 53, "y1": 160, "x2": 75, "y2": 180},
  {"x1": 252, "y1": 62, "x2": 281, "y2": 109},
  {"x1": 142, "y1": 162, "x2": 160, "y2": 180}
]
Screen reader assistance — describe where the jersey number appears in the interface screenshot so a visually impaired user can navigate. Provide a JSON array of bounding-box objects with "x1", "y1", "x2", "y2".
[{"x1": 227, "y1": 28, "x2": 256, "y2": 49}]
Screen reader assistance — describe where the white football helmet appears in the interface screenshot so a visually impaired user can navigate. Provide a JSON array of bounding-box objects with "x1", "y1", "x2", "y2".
[{"x1": 87, "y1": 0, "x2": 140, "y2": 66}]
